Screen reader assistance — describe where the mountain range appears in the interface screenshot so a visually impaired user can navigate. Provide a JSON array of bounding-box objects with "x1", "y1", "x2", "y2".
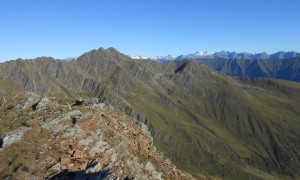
[
  {"x1": 197, "y1": 57, "x2": 300, "y2": 82},
  {"x1": 131, "y1": 51, "x2": 300, "y2": 83},
  {"x1": 131, "y1": 51, "x2": 300, "y2": 61},
  {"x1": 0, "y1": 47, "x2": 300, "y2": 179}
]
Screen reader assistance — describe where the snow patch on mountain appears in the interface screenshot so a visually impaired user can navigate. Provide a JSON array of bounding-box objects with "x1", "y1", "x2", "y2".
[{"x1": 131, "y1": 55, "x2": 175, "y2": 61}]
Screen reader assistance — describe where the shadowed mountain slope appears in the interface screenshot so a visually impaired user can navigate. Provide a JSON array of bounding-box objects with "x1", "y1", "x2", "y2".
[
  {"x1": 196, "y1": 57, "x2": 300, "y2": 82},
  {"x1": 0, "y1": 48, "x2": 300, "y2": 179}
]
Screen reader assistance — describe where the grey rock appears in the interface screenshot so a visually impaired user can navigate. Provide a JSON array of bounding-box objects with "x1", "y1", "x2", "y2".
[
  {"x1": 36, "y1": 97, "x2": 50, "y2": 110},
  {"x1": 99, "y1": 103, "x2": 106, "y2": 109},
  {"x1": 22, "y1": 93, "x2": 40, "y2": 109},
  {"x1": 88, "y1": 141, "x2": 110, "y2": 158},
  {"x1": 145, "y1": 161, "x2": 163, "y2": 180},
  {"x1": 41, "y1": 110, "x2": 82, "y2": 131},
  {"x1": 0, "y1": 126, "x2": 30, "y2": 149},
  {"x1": 48, "y1": 163, "x2": 61, "y2": 172},
  {"x1": 78, "y1": 137, "x2": 94, "y2": 147}
]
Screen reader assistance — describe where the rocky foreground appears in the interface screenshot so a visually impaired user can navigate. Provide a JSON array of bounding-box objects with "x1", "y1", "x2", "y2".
[{"x1": 0, "y1": 93, "x2": 198, "y2": 180}]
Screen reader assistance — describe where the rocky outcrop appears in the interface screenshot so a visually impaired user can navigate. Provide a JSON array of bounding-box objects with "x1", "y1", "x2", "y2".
[
  {"x1": 43, "y1": 100, "x2": 193, "y2": 179},
  {"x1": 0, "y1": 93, "x2": 196, "y2": 180}
]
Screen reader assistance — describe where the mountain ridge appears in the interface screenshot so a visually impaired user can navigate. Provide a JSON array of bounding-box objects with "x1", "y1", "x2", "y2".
[
  {"x1": 0, "y1": 47, "x2": 300, "y2": 179},
  {"x1": 196, "y1": 57, "x2": 300, "y2": 82},
  {"x1": 131, "y1": 51, "x2": 300, "y2": 61},
  {"x1": 0, "y1": 93, "x2": 196, "y2": 179}
]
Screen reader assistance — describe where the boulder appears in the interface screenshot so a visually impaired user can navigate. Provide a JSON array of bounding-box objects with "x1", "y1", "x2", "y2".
[{"x1": 0, "y1": 126, "x2": 30, "y2": 149}]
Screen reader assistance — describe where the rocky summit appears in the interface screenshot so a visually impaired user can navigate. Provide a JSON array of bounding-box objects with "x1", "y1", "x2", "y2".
[{"x1": 0, "y1": 93, "x2": 196, "y2": 180}]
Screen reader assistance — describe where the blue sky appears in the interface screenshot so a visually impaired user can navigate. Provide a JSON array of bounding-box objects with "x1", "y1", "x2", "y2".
[{"x1": 0, "y1": 0, "x2": 299, "y2": 61}]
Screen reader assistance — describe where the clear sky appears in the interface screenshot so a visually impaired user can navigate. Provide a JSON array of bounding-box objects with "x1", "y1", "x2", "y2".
[{"x1": 0, "y1": 0, "x2": 299, "y2": 61}]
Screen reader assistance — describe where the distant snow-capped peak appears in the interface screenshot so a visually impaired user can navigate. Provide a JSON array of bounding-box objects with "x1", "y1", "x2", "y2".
[
  {"x1": 176, "y1": 51, "x2": 215, "y2": 60},
  {"x1": 131, "y1": 55, "x2": 175, "y2": 61},
  {"x1": 130, "y1": 51, "x2": 214, "y2": 61},
  {"x1": 194, "y1": 51, "x2": 215, "y2": 56},
  {"x1": 131, "y1": 55, "x2": 162, "y2": 60},
  {"x1": 130, "y1": 50, "x2": 300, "y2": 61}
]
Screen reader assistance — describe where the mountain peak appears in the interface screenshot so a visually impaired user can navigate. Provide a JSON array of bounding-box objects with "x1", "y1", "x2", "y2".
[
  {"x1": 98, "y1": 47, "x2": 105, "y2": 51},
  {"x1": 106, "y1": 47, "x2": 119, "y2": 53},
  {"x1": 194, "y1": 51, "x2": 215, "y2": 56}
]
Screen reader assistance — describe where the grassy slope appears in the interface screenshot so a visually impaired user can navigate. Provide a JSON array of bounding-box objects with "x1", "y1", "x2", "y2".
[
  {"x1": 106, "y1": 60, "x2": 300, "y2": 178},
  {"x1": 1, "y1": 52, "x2": 299, "y2": 179}
]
